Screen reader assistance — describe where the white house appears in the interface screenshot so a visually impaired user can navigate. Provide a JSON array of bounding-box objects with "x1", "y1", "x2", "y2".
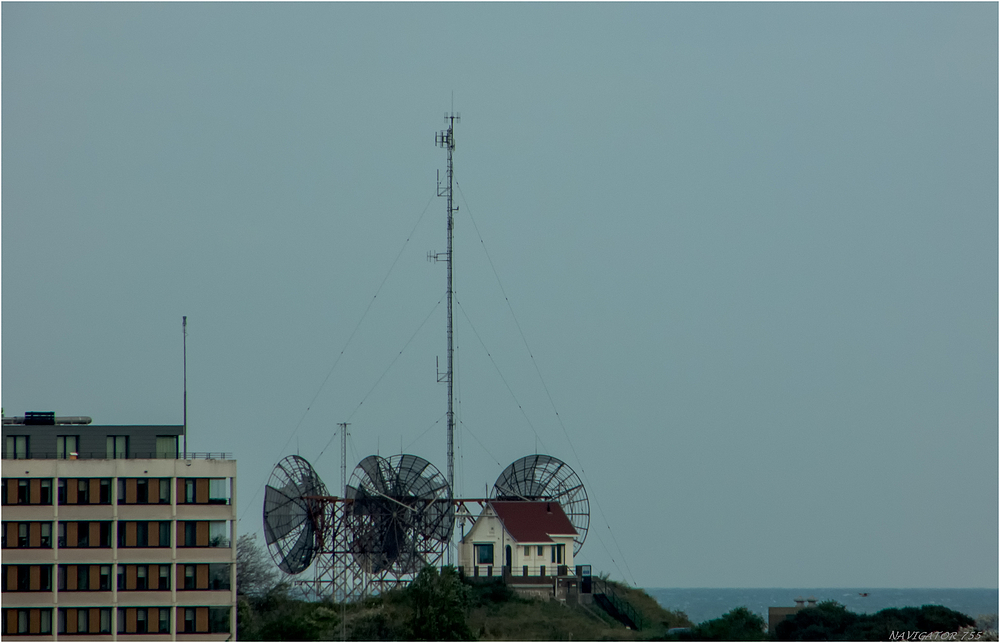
[{"x1": 459, "y1": 501, "x2": 576, "y2": 578}]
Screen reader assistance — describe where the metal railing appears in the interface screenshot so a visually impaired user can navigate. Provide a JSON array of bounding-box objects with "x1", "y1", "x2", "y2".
[
  {"x1": 592, "y1": 578, "x2": 645, "y2": 630},
  {"x1": 2, "y1": 451, "x2": 233, "y2": 460}
]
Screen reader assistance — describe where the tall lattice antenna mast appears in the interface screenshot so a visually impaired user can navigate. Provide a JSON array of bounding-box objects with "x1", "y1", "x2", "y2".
[{"x1": 434, "y1": 111, "x2": 459, "y2": 560}]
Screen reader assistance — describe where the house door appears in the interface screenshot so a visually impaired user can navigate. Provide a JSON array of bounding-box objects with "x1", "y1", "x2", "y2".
[{"x1": 505, "y1": 545, "x2": 512, "y2": 571}]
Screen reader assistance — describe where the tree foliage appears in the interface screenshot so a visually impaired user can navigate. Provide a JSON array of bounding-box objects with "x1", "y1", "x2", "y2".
[
  {"x1": 675, "y1": 606, "x2": 766, "y2": 641},
  {"x1": 404, "y1": 565, "x2": 474, "y2": 641},
  {"x1": 775, "y1": 601, "x2": 975, "y2": 641},
  {"x1": 236, "y1": 533, "x2": 279, "y2": 597}
]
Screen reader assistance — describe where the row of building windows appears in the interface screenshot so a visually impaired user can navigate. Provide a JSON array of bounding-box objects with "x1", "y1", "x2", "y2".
[
  {"x1": 2, "y1": 520, "x2": 232, "y2": 549},
  {"x1": 2, "y1": 563, "x2": 232, "y2": 592},
  {"x1": 4, "y1": 435, "x2": 179, "y2": 460},
  {"x1": 2, "y1": 606, "x2": 231, "y2": 635},
  {"x1": 2, "y1": 477, "x2": 231, "y2": 506}
]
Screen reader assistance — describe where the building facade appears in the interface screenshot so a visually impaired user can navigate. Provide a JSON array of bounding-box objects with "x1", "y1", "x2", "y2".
[
  {"x1": 2, "y1": 415, "x2": 236, "y2": 641},
  {"x1": 459, "y1": 501, "x2": 576, "y2": 577}
]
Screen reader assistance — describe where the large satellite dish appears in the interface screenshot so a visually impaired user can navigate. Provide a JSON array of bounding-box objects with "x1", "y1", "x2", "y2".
[
  {"x1": 263, "y1": 455, "x2": 330, "y2": 574},
  {"x1": 346, "y1": 454, "x2": 454, "y2": 575},
  {"x1": 493, "y1": 454, "x2": 590, "y2": 555}
]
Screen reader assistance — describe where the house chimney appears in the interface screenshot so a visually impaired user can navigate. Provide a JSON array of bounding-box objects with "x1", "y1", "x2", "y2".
[{"x1": 546, "y1": 503, "x2": 551, "y2": 513}]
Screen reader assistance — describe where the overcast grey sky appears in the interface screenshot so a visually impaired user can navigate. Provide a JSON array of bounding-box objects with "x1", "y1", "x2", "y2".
[{"x1": 3, "y1": 2, "x2": 996, "y2": 589}]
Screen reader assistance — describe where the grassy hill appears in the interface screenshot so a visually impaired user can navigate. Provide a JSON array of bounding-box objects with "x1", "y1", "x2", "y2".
[{"x1": 238, "y1": 571, "x2": 693, "y2": 641}]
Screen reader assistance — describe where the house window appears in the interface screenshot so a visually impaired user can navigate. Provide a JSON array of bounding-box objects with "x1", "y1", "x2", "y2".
[
  {"x1": 550, "y1": 543, "x2": 565, "y2": 565},
  {"x1": 56, "y1": 436, "x2": 78, "y2": 459},
  {"x1": 537, "y1": 545, "x2": 544, "y2": 557},
  {"x1": 475, "y1": 543, "x2": 494, "y2": 565},
  {"x1": 106, "y1": 435, "x2": 128, "y2": 459},
  {"x1": 156, "y1": 436, "x2": 177, "y2": 459},
  {"x1": 524, "y1": 546, "x2": 531, "y2": 557},
  {"x1": 6, "y1": 435, "x2": 29, "y2": 459}
]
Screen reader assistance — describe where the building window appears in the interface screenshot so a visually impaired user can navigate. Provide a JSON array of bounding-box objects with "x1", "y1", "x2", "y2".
[
  {"x1": 159, "y1": 565, "x2": 170, "y2": 590},
  {"x1": 209, "y1": 607, "x2": 231, "y2": 633},
  {"x1": 136, "y1": 608, "x2": 148, "y2": 634},
  {"x1": 58, "y1": 522, "x2": 66, "y2": 548},
  {"x1": 117, "y1": 608, "x2": 125, "y2": 633},
  {"x1": 40, "y1": 479, "x2": 52, "y2": 505},
  {"x1": 537, "y1": 545, "x2": 544, "y2": 557},
  {"x1": 41, "y1": 523, "x2": 51, "y2": 548},
  {"x1": 18, "y1": 523, "x2": 28, "y2": 547},
  {"x1": 99, "y1": 608, "x2": 110, "y2": 634},
  {"x1": 209, "y1": 564, "x2": 231, "y2": 590},
  {"x1": 5, "y1": 435, "x2": 29, "y2": 459},
  {"x1": 184, "y1": 522, "x2": 197, "y2": 547},
  {"x1": 209, "y1": 521, "x2": 229, "y2": 547},
  {"x1": 184, "y1": 565, "x2": 195, "y2": 590},
  {"x1": 100, "y1": 479, "x2": 111, "y2": 504},
  {"x1": 77, "y1": 607, "x2": 88, "y2": 634},
  {"x1": 41, "y1": 609, "x2": 52, "y2": 635},
  {"x1": 184, "y1": 608, "x2": 195, "y2": 633},
  {"x1": 106, "y1": 435, "x2": 128, "y2": 459},
  {"x1": 475, "y1": 543, "x2": 494, "y2": 565},
  {"x1": 78, "y1": 565, "x2": 90, "y2": 591},
  {"x1": 17, "y1": 566, "x2": 29, "y2": 591},
  {"x1": 136, "y1": 565, "x2": 148, "y2": 590},
  {"x1": 159, "y1": 479, "x2": 171, "y2": 504},
  {"x1": 18, "y1": 609, "x2": 28, "y2": 633},
  {"x1": 117, "y1": 566, "x2": 125, "y2": 591},
  {"x1": 208, "y1": 479, "x2": 229, "y2": 504},
  {"x1": 136, "y1": 479, "x2": 148, "y2": 503},
  {"x1": 77, "y1": 522, "x2": 90, "y2": 548},
  {"x1": 159, "y1": 521, "x2": 171, "y2": 547},
  {"x1": 56, "y1": 436, "x2": 78, "y2": 459},
  {"x1": 185, "y1": 479, "x2": 195, "y2": 504},
  {"x1": 136, "y1": 522, "x2": 148, "y2": 546},
  {"x1": 100, "y1": 566, "x2": 111, "y2": 591},
  {"x1": 158, "y1": 608, "x2": 170, "y2": 633},
  {"x1": 156, "y1": 436, "x2": 177, "y2": 459},
  {"x1": 17, "y1": 480, "x2": 28, "y2": 504},
  {"x1": 77, "y1": 479, "x2": 89, "y2": 504},
  {"x1": 58, "y1": 480, "x2": 66, "y2": 504}
]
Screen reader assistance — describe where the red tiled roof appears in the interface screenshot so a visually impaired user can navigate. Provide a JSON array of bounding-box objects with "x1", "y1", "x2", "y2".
[{"x1": 490, "y1": 501, "x2": 577, "y2": 544}]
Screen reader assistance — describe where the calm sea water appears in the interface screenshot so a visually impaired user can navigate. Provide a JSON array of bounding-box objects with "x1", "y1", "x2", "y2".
[{"x1": 645, "y1": 588, "x2": 999, "y2": 625}]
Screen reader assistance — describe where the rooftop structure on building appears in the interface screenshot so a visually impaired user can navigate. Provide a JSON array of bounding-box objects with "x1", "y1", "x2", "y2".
[{"x1": 2, "y1": 412, "x2": 236, "y2": 640}]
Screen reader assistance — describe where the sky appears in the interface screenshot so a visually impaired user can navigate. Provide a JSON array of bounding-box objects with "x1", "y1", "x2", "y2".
[{"x1": 2, "y1": 2, "x2": 996, "y2": 590}]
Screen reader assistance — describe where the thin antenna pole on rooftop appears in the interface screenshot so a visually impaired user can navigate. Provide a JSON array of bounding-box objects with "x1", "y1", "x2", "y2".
[{"x1": 183, "y1": 316, "x2": 188, "y2": 460}]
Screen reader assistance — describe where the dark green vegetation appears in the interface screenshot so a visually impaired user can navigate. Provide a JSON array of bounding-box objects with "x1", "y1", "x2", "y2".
[
  {"x1": 774, "y1": 601, "x2": 975, "y2": 641},
  {"x1": 236, "y1": 564, "x2": 691, "y2": 640}
]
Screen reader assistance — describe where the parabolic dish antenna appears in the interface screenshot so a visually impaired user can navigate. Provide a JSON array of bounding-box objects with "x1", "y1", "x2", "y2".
[
  {"x1": 346, "y1": 454, "x2": 454, "y2": 575},
  {"x1": 263, "y1": 455, "x2": 330, "y2": 574},
  {"x1": 493, "y1": 453, "x2": 590, "y2": 555}
]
